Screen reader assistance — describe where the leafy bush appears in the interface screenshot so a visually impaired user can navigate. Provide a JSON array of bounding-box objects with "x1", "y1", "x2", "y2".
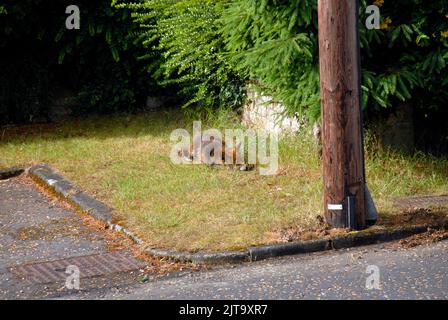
[
  {"x1": 222, "y1": 0, "x2": 448, "y2": 120},
  {"x1": 359, "y1": 0, "x2": 448, "y2": 113},
  {"x1": 221, "y1": 0, "x2": 320, "y2": 119},
  {"x1": 2, "y1": 0, "x2": 447, "y2": 131},
  {"x1": 114, "y1": 0, "x2": 246, "y2": 113},
  {"x1": 54, "y1": 1, "x2": 150, "y2": 114},
  {"x1": 0, "y1": 0, "x2": 153, "y2": 124},
  {"x1": 120, "y1": 0, "x2": 447, "y2": 122}
]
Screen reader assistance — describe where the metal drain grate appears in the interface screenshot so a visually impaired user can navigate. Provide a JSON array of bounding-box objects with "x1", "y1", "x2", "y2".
[
  {"x1": 10, "y1": 252, "x2": 146, "y2": 285},
  {"x1": 394, "y1": 195, "x2": 448, "y2": 209}
]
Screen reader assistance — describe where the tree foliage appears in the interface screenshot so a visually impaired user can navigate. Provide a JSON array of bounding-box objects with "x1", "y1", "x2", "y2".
[
  {"x1": 359, "y1": 0, "x2": 448, "y2": 114},
  {"x1": 114, "y1": 0, "x2": 246, "y2": 112},
  {"x1": 2, "y1": 0, "x2": 447, "y2": 126},
  {"x1": 0, "y1": 0, "x2": 151, "y2": 123},
  {"x1": 121, "y1": 0, "x2": 448, "y2": 121},
  {"x1": 221, "y1": 0, "x2": 320, "y2": 119},
  {"x1": 222, "y1": 0, "x2": 448, "y2": 119}
]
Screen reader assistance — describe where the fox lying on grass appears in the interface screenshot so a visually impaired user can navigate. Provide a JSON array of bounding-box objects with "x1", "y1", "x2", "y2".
[{"x1": 177, "y1": 134, "x2": 255, "y2": 171}]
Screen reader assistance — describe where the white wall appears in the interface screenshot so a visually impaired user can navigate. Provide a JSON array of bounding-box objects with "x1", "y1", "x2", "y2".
[{"x1": 242, "y1": 90, "x2": 301, "y2": 135}]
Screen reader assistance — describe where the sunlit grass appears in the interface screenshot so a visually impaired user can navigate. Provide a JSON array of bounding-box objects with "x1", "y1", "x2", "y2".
[{"x1": 1, "y1": 111, "x2": 447, "y2": 251}]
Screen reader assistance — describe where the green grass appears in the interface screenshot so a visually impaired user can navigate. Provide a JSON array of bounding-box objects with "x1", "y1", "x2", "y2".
[{"x1": 1, "y1": 111, "x2": 447, "y2": 251}]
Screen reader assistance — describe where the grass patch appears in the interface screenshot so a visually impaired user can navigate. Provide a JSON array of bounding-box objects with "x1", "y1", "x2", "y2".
[{"x1": 1, "y1": 111, "x2": 447, "y2": 251}]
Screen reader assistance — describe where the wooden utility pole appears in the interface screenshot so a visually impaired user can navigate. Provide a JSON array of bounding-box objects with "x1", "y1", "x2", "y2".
[{"x1": 317, "y1": 0, "x2": 366, "y2": 230}]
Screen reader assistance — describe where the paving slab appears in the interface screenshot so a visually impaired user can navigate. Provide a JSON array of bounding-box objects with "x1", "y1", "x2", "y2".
[
  {"x1": 0, "y1": 177, "x2": 145, "y2": 299},
  {"x1": 394, "y1": 195, "x2": 448, "y2": 209}
]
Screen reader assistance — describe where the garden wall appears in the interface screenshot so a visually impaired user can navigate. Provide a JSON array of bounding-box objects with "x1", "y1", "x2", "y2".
[{"x1": 242, "y1": 90, "x2": 302, "y2": 135}]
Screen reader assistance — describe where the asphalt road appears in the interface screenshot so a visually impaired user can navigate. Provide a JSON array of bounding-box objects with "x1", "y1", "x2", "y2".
[
  {"x1": 1, "y1": 177, "x2": 447, "y2": 300},
  {"x1": 79, "y1": 239, "x2": 447, "y2": 300}
]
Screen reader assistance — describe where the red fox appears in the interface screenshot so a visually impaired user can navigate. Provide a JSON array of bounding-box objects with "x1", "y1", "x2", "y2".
[{"x1": 178, "y1": 135, "x2": 254, "y2": 171}]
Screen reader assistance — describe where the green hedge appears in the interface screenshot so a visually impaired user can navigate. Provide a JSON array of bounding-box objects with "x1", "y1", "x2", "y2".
[
  {"x1": 0, "y1": 0, "x2": 154, "y2": 124},
  {"x1": 2, "y1": 1, "x2": 447, "y2": 126},
  {"x1": 114, "y1": 0, "x2": 246, "y2": 114},
  {"x1": 223, "y1": 0, "x2": 448, "y2": 120},
  {"x1": 120, "y1": 0, "x2": 448, "y2": 121}
]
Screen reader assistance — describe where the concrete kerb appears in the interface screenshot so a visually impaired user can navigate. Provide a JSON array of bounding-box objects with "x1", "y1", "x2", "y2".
[
  {"x1": 28, "y1": 164, "x2": 447, "y2": 264},
  {"x1": 28, "y1": 164, "x2": 249, "y2": 264},
  {"x1": 0, "y1": 167, "x2": 24, "y2": 180}
]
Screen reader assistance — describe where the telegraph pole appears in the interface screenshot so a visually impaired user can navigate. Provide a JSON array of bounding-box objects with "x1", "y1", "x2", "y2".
[{"x1": 317, "y1": 0, "x2": 366, "y2": 230}]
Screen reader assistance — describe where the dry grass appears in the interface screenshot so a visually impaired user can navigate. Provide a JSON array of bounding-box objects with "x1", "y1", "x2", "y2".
[{"x1": 1, "y1": 111, "x2": 447, "y2": 251}]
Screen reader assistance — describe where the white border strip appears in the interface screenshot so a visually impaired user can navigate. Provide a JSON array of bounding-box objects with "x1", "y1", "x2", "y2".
[{"x1": 328, "y1": 204, "x2": 343, "y2": 211}]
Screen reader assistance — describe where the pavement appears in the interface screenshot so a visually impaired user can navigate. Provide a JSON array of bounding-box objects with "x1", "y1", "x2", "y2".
[
  {"x1": 0, "y1": 176, "x2": 146, "y2": 299},
  {"x1": 1, "y1": 176, "x2": 447, "y2": 300}
]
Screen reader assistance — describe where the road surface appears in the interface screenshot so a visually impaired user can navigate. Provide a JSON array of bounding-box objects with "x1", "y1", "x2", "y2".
[{"x1": 1, "y1": 177, "x2": 447, "y2": 300}]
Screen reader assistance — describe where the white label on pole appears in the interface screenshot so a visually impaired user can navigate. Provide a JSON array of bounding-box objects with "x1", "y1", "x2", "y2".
[
  {"x1": 328, "y1": 204, "x2": 343, "y2": 211},
  {"x1": 47, "y1": 179, "x2": 58, "y2": 186}
]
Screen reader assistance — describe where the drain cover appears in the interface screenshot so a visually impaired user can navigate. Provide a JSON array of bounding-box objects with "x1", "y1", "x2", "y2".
[
  {"x1": 10, "y1": 252, "x2": 146, "y2": 285},
  {"x1": 394, "y1": 195, "x2": 448, "y2": 209}
]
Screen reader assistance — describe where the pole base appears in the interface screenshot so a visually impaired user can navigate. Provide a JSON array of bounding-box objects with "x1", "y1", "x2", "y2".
[{"x1": 365, "y1": 184, "x2": 378, "y2": 226}]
